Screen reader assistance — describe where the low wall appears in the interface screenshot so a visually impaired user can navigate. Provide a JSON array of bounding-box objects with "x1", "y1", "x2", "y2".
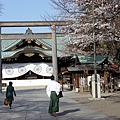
[{"x1": 2, "y1": 79, "x2": 51, "y2": 87}]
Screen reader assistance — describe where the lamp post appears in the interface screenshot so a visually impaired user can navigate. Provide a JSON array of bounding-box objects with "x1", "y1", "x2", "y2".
[{"x1": 92, "y1": 1, "x2": 98, "y2": 98}]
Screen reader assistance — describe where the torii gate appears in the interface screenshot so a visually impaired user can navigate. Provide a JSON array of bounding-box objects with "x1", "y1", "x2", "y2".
[{"x1": 0, "y1": 21, "x2": 69, "y2": 93}]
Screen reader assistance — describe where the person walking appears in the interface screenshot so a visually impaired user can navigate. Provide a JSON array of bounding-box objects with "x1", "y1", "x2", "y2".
[
  {"x1": 89, "y1": 79, "x2": 92, "y2": 95},
  {"x1": 46, "y1": 75, "x2": 61, "y2": 117},
  {"x1": 6, "y1": 81, "x2": 16, "y2": 109}
]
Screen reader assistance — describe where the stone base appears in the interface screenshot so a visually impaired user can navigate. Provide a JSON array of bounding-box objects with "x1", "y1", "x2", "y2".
[
  {"x1": 80, "y1": 87, "x2": 83, "y2": 93},
  {"x1": 75, "y1": 88, "x2": 79, "y2": 92},
  {"x1": 89, "y1": 97, "x2": 105, "y2": 100}
]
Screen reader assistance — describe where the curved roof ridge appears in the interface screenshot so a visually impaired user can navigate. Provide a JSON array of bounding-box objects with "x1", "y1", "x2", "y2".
[{"x1": 37, "y1": 39, "x2": 52, "y2": 49}]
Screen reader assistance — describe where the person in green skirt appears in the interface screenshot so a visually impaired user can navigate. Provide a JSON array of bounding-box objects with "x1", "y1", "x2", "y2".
[
  {"x1": 6, "y1": 81, "x2": 16, "y2": 109},
  {"x1": 46, "y1": 75, "x2": 61, "y2": 117}
]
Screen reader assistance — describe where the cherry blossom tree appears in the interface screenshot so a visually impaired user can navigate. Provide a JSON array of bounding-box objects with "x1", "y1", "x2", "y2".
[{"x1": 50, "y1": 0, "x2": 120, "y2": 62}]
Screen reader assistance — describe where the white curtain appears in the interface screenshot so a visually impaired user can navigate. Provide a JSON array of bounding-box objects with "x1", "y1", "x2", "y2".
[{"x1": 2, "y1": 63, "x2": 53, "y2": 78}]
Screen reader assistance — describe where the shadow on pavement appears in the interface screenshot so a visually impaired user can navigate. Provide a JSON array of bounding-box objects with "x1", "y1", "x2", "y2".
[{"x1": 57, "y1": 108, "x2": 80, "y2": 116}]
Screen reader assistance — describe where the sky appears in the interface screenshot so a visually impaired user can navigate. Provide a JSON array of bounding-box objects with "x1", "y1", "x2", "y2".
[{"x1": 0, "y1": 0, "x2": 58, "y2": 33}]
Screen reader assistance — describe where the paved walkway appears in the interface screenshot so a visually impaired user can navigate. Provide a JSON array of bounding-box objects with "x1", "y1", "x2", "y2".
[{"x1": 0, "y1": 87, "x2": 116, "y2": 120}]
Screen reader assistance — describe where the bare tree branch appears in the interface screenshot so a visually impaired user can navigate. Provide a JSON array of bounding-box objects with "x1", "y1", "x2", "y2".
[{"x1": 0, "y1": 2, "x2": 3, "y2": 16}]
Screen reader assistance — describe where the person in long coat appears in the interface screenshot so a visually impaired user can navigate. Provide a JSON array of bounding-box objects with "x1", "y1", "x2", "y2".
[
  {"x1": 6, "y1": 81, "x2": 16, "y2": 109},
  {"x1": 46, "y1": 75, "x2": 61, "y2": 117}
]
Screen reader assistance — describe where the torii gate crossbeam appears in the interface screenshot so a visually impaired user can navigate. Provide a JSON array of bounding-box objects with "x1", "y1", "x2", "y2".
[
  {"x1": 0, "y1": 21, "x2": 68, "y2": 27},
  {"x1": 1, "y1": 33, "x2": 64, "y2": 39}
]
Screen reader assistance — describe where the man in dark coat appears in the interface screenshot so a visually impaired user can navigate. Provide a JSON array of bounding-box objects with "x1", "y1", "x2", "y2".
[{"x1": 6, "y1": 81, "x2": 16, "y2": 109}]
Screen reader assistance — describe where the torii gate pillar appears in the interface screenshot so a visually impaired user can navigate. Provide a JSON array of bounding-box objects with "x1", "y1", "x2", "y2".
[
  {"x1": 51, "y1": 25, "x2": 58, "y2": 81},
  {"x1": 0, "y1": 27, "x2": 2, "y2": 93}
]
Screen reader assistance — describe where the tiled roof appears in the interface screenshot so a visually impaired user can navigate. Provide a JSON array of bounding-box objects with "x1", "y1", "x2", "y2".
[
  {"x1": 1, "y1": 34, "x2": 70, "y2": 59},
  {"x1": 1, "y1": 34, "x2": 113, "y2": 65},
  {"x1": 67, "y1": 65, "x2": 101, "y2": 72},
  {"x1": 2, "y1": 40, "x2": 21, "y2": 51}
]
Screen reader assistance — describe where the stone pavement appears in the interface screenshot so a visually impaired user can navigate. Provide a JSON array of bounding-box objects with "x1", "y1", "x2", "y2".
[{"x1": 0, "y1": 87, "x2": 117, "y2": 120}]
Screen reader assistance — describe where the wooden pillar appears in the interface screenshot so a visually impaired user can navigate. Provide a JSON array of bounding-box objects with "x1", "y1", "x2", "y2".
[
  {"x1": 51, "y1": 25, "x2": 58, "y2": 81},
  {"x1": 70, "y1": 74, "x2": 73, "y2": 90},
  {"x1": 104, "y1": 71, "x2": 108, "y2": 84},
  {"x1": 72, "y1": 73, "x2": 75, "y2": 90},
  {"x1": 76, "y1": 73, "x2": 79, "y2": 92},
  {"x1": 76, "y1": 73, "x2": 79, "y2": 88},
  {"x1": 0, "y1": 27, "x2": 2, "y2": 93}
]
